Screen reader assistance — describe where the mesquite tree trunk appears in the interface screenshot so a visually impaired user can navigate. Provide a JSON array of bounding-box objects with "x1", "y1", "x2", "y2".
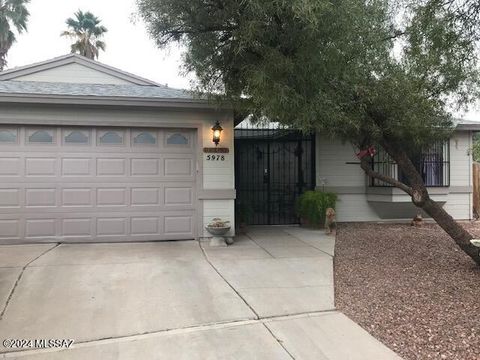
[{"x1": 360, "y1": 140, "x2": 480, "y2": 265}]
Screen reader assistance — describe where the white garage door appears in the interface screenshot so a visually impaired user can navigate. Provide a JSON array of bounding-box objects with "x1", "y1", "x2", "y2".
[{"x1": 0, "y1": 126, "x2": 197, "y2": 243}]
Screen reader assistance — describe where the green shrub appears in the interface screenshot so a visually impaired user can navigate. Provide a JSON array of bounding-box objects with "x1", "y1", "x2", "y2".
[{"x1": 296, "y1": 191, "x2": 337, "y2": 227}]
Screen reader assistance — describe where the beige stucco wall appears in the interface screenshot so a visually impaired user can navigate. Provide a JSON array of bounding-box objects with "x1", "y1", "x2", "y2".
[{"x1": 315, "y1": 132, "x2": 473, "y2": 222}]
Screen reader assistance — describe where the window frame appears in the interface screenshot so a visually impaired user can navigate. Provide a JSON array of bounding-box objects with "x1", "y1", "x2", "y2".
[
  {"x1": 0, "y1": 128, "x2": 19, "y2": 145},
  {"x1": 63, "y1": 129, "x2": 91, "y2": 146},
  {"x1": 132, "y1": 130, "x2": 158, "y2": 146},
  {"x1": 370, "y1": 140, "x2": 450, "y2": 188},
  {"x1": 97, "y1": 129, "x2": 125, "y2": 146},
  {"x1": 26, "y1": 128, "x2": 56, "y2": 145},
  {"x1": 165, "y1": 132, "x2": 190, "y2": 146}
]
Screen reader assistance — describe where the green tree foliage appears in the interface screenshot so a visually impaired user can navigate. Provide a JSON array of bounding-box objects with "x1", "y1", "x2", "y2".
[
  {"x1": 0, "y1": 0, "x2": 30, "y2": 71},
  {"x1": 137, "y1": 0, "x2": 480, "y2": 264},
  {"x1": 61, "y1": 10, "x2": 107, "y2": 60}
]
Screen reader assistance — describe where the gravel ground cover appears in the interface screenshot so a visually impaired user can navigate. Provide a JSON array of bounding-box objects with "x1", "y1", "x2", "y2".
[{"x1": 335, "y1": 222, "x2": 480, "y2": 360}]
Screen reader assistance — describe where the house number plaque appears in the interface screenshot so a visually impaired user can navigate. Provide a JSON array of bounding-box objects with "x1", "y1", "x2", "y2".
[
  {"x1": 204, "y1": 148, "x2": 229, "y2": 162},
  {"x1": 206, "y1": 154, "x2": 226, "y2": 161}
]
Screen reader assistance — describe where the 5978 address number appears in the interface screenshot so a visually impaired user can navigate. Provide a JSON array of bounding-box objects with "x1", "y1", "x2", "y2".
[{"x1": 206, "y1": 155, "x2": 226, "y2": 161}]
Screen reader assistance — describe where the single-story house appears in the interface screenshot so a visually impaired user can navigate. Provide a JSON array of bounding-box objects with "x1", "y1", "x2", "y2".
[
  {"x1": 0, "y1": 54, "x2": 235, "y2": 244},
  {"x1": 0, "y1": 54, "x2": 477, "y2": 243}
]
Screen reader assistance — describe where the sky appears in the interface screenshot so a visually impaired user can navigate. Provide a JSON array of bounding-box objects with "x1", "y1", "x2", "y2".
[
  {"x1": 4, "y1": 0, "x2": 480, "y2": 121},
  {"x1": 6, "y1": 0, "x2": 193, "y2": 89}
]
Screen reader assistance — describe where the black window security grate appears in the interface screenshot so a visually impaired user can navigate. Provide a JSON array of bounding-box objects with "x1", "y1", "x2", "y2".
[{"x1": 371, "y1": 141, "x2": 450, "y2": 187}]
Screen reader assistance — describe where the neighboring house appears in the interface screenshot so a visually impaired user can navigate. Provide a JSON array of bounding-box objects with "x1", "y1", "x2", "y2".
[
  {"x1": 0, "y1": 54, "x2": 235, "y2": 244},
  {"x1": 0, "y1": 55, "x2": 477, "y2": 244}
]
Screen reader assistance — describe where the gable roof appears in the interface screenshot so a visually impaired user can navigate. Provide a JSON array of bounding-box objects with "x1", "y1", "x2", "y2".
[
  {"x1": 0, "y1": 54, "x2": 159, "y2": 86},
  {"x1": 0, "y1": 80, "x2": 192, "y2": 99}
]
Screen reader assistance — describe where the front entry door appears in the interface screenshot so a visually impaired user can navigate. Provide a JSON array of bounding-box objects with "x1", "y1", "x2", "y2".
[{"x1": 235, "y1": 129, "x2": 315, "y2": 225}]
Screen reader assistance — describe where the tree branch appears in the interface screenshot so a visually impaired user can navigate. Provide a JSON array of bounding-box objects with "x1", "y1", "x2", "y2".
[
  {"x1": 382, "y1": 30, "x2": 406, "y2": 42},
  {"x1": 359, "y1": 156, "x2": 413, "y2": 195},
  {"x1": 167, "y1": 24, "x2": 236, "y2": 37}
]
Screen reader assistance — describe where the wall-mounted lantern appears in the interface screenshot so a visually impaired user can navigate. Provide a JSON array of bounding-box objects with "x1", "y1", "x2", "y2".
[{"x1": 212, "y1": 121, "x2": 223, "y2": 146}]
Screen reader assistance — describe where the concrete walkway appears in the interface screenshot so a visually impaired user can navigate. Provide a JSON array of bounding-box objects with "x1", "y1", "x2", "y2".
[{"x1": 0, "y1": 227, "x2": 401, "y2": 359}]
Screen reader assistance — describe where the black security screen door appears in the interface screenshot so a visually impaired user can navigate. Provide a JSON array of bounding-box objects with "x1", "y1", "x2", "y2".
[{"x1": 235, "y1": 124, "x2": 315, "y2": 225}]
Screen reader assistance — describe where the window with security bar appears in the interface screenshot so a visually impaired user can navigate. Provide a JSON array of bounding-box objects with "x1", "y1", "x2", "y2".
[{"x1": 370, "y1": 141, "x2": 450, "y2": 187}]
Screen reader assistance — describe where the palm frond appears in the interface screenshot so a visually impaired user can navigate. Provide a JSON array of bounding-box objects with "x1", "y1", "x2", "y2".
[
  {"x1": 0, "y1": 30, "x2": 15, "y2": 49},
  {"x1": 7, "y1": 29, "x2": 15, "y2": 44},
  {"x1": 65, "y1": 17, "x2": 80, "y2": 30},
  {"x1": 95, "y1": 40, "x2": 106, "y2": 51},
  {"x1": 2, "y1": 0, "x2": 30, "y2": 33},
  {"x1": 60, "y1": 30, "x2": 75, "y2": 38},
  {"x1": 92, "y1": 25, "x2": 107, "y2": 36},
  {"x1": 92, "y1": 46, "x2": 99, "y2": 59},
  {"x1": 70, "y1": 42, "x2": 82, "y2": 54}
]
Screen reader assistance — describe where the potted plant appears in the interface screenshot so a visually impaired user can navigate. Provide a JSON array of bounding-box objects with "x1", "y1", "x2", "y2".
[
  {"x1": 206, "y1": 218, "x2": 233, "y2": 245},
  {"x1": 205, "y1": 218, "x2": 231, "y2": 236}
]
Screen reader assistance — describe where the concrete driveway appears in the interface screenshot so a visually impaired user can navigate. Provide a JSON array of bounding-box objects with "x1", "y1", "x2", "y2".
[{"x1": 0, "y1": 227, "x2": 401, "y2": 359}]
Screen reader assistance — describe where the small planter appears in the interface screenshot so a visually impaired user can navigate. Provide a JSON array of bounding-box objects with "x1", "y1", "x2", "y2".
[
  {"x1": 206, "y1": 218, "x2": 233, "y2": 246},
  {"x1": 205, "y1": 226, "x2": 231, "y2": 236}
]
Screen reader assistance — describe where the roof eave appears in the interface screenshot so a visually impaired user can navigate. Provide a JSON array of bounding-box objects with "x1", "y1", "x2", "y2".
[
  {"x1": 456, "y1": 123, "x2": 480, "y2": 131},
  {"x1": 0, "y1": 93, "x2": 233, "y2": 111}
]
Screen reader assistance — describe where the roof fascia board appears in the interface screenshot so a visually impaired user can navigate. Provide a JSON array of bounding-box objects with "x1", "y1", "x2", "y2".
[
  {"x1": 0, "y1": 54, "x2": 158, "y2": 86},
  {"x1": 0, "y1": 54, "x2": 73, "y2": 77},
  {"x1": 0, "y1": 93, "x2": 232, "y2": 110},
  {"x1": 0, "y1": 57, "x2": 73, "y2": 80},
  {"x1": 456, "y1": 124, "x2": 480, "y2": 131}
]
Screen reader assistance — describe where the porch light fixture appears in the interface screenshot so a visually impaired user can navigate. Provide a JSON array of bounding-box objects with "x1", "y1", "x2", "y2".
[{"x1": 212, "y1": 121, "x2": 223, "y2": 146}]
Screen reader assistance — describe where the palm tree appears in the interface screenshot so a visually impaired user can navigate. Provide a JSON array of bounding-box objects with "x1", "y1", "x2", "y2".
[
  {"x1": 0, "y1": 0, "x2": 30, "y2": 71},
  {"x1": 61, "y1": 10, "x2": 107, "y2": 60}
]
